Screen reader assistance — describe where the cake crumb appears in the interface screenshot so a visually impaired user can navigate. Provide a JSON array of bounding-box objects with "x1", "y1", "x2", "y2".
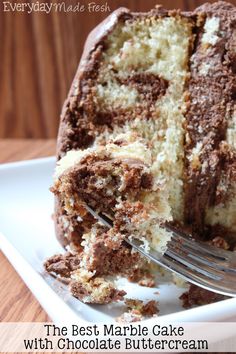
[
  {"x1": 70, "y1": 269, "x2": 126, "y2": 304},
  {"x1": 128, "y1": 268, "x2": 156, "y2": 287},
  {"x1": 180, "y1": 284, "x2": 226, "y2": 308},
  {"x1": 141, "y1": 300, "x2": 159, "y2": 316},
  {"x1": 44, "y1": 252, "x2": 80, "y2": 278},
  {"x1": 116, "y1": 309, "x2": 143, "y2": 323},
  {"x1": 138, "y1": 277, "x2": 155, "y2": 288},
  {"x1": 116, "y1": 298, "x2": 159, "y2": 323}
]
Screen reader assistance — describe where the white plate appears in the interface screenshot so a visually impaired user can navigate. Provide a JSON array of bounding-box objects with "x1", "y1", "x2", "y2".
[{"x1": 0, "y1": 156, "x2": 236, "y2": 324}]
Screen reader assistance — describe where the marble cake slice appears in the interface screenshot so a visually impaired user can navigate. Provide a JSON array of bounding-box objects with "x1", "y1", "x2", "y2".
[{"x1": 46, "y1": 1, "x2": 236, "y2": 305}]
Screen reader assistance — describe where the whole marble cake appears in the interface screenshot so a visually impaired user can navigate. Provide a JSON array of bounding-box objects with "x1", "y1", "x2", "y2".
[{"x1": 45, "y1": 1, "x2": 236, "y2": 306}]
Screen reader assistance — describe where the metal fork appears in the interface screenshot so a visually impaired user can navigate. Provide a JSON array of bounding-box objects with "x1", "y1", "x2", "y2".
[{"x1": 86, "y1": 205, "x2": 236, "y2": 297}]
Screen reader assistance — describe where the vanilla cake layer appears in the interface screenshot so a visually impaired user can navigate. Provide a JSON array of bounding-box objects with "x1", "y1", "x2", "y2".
[{"x1": 47, "y1": 2, "x2": 236, "y2": 304}]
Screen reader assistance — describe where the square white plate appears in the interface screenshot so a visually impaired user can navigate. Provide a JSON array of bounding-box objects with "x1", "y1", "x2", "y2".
[{"x1": 0, "y1": 157, "x2": 236, "y2": 324}]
